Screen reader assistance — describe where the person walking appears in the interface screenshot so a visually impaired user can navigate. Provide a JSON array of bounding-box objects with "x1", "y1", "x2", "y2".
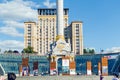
[
  {"x1": 112, "y1": 74, "x2": 119, "y2": 80},
  {"x1": 100, "y1": 75, "x2": 104, "y2": 80}
]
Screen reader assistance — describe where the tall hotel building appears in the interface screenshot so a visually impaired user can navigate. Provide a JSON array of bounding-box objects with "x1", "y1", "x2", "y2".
[
  {"x1": 24, "y1": 8, "x2": 83, "y2": 55},
  {"x1": 24, "y1": 8, "x2": 69, "y2": 55}
]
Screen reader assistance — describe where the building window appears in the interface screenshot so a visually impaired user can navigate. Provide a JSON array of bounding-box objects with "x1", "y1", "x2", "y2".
[
  {"x1": 46, "y1": 18, "x2": 48, "y2": 22},
  {"x1": 76, "y1": 24, "x2": 79, "y2": 28},
  {"x1": 28, "y1": 36, "x2": 31, "y2": 38},
  {"x1": 28, "y1": 28, "x2": 31, "y2": 30},
  {"x1": 76, "y1": 39, "x2": 79, "y2": 41},
  {"x1": 40, "y1": 19, "x2": 42, "y2": 26},
  {"x1": 76, "y1": 33, "x2": 79, "y2": 36},
  {"x1": 76, "y1": 41, "x2": 79, "y2": 44},
  {"x1": 28, "y1": 33, "x2": 31, "y2": 36},
  {"x1": 40, "y1": 29, "x2": 41, "y2": 33},
  {"x1": 76, "y1": 44, "x2": 79, "y2": 47},
  {"x1": 28, "y1": 43, "x2": 31, "y2": 46},
  {"x1": 53, "y1": 18, "x2": 54, "y2": 22},
  {"x1": 28, "y1": 24, "x2": 31, "y2": 27}
]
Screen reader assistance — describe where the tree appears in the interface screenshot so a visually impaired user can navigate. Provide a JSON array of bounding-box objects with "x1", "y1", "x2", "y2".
[
  {"x1": 83, "y1": 48, "x2": 95, "y2": 55},
  {"x1": 13, "y1": 50, "x2": 19, "y2": 53},
  {"x1": 7, "y1": 50, "x2": 13, "y2": 53},
  {"x1": 89, "y1": 49, "x2": 95, "y2": 54},
  {"x1": 4, "y1": 50, "x2": 8, "y2": 54},
  {"x1": 83, "y1": 49, "x2": 88, "y2": 53},
  {"x1": 22, "y1": 46, "x2": 35, "y2": 54}
]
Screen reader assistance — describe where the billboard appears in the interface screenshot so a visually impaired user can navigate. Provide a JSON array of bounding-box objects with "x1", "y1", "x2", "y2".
[
  {"x1": 69, "y1": 61, "x2": 76, "y2": 75},
  {"x1": 22, "y1": 66, "x2": 29, "y2": 76},
  {"x1": 87, "y1": 61, "x2": 92, "y2": 75},
  {"x1": 70, "y1": 69, "x2": 76, "y2": 75},
  {"x1": 50, "y1": 62, "x2": 57, "y2": 75},
  {"x1": 33, "y1": 61, "x2": 38, "y2": 76},
  {"x1": 22, "y1": 57, "x2": 29, "y2": 67},
  {"x1": 102, "y1": 66, "x2": 108, "y2": 75},
  {"x1": 33, "y1": 61, "x2": 38, "y2": 70},
  {"x1": 62, "y1": 59, "x2": 69, "y2": 66},
  {"x1": 62, "y1": 59, "x2": 69, "y2": 74},
  {"x1": 50, "y1": 69, "x2": 57, "y2": 75},
  {"x1": 102, "y1": 57, "x2": 108, "y2": 76}
]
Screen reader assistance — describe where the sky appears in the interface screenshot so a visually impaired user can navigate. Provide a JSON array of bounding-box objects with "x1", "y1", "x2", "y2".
[{"x1": 0, "y1": 0, "x2": 120, "y2": 53}]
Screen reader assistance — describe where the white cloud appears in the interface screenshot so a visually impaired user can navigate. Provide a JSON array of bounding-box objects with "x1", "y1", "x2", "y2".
[
  {"x1": 0, "y1": 0, "x2": 42, "y2": 51},
  {"x1": 0, "y1": 26, "x2": 23, "y2": 37},
  {"x1": 104, "y1": 47, "x2": 120, "y2": 53},
  {"x1": 0, "y1": 40, "x2": 24, "y2": 52},
  {"x1": 43, "y1": 0, "x2": 56, "y2": 8},
  {"x1": 0, "y1": 0, "x2": 38, "y2": 21},
  {"x1": 3, "y1": 20, "x2": 24, "y2": 29},
  {"x1": 0, "y1": 0, "x2": 40, "y2": 37}
]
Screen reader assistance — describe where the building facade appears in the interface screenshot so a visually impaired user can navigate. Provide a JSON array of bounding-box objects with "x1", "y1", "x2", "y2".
[
  {"x1": 24, "y1": 9, "x2": 69, "y2": 55},
  {"x1": 37, "y1": 8, "x2": 69, "y2": 55},
  {"x1": 24, "y1": 22, "x2": 37, "y2": 52},
  {"x1": 68, "y1": 21, "x2": 83, "y2": 55},
  {"x1": 24, "y1": 9, "x2": 83, "y2": 55}
]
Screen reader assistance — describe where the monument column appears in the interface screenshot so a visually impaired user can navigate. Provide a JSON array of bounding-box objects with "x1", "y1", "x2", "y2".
[{"x1": 56, "y1": 0, "x2": 64, "y2": 40}]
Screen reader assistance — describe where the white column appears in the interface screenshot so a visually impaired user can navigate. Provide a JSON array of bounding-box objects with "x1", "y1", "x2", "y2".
[{"x1": 56, "y1": 0, "x2": 64, "y2": 36}]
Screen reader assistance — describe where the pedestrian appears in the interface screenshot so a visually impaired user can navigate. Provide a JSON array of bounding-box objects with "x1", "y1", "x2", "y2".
[
  {"x1": 100, "y1": 75, "x2": 104, "y2": 80},
  {"x1": 112, "y1": 74, "x2": 119, "y2": 80}
]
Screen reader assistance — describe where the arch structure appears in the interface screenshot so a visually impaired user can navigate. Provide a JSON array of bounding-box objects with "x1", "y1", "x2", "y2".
[{"x1": 0, "y1": 64, "x2": 5, "y2": 75}]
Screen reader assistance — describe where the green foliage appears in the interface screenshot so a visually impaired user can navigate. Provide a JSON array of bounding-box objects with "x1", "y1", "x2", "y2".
[
  {"x1": 4, "y1": 50, "x2": 19, "y2": 54},
  {"x1": 4, "y1": 50, "x2": 13, "y2": 54},
  {"x1": 7, "y1": 50, "x2": 13, "y2": 53},
  {"x1": 13, "y1": 50, "x2": 19, "y2": 53},
  {"x1": 83, "y1": 48, "x2": 95, "y2": 55},
  {"x1": 4, "y1": 50, "x2": 8, "y2": 54},
  {"x1": 22, "y1": 46, "x2": 35, "y2": 54},
  {"x1": 89, "y1": 49, "x2": 95, "y2": 54},
  {"x1": 83, "y1": 49, "x2": 87, "y2": 53}
]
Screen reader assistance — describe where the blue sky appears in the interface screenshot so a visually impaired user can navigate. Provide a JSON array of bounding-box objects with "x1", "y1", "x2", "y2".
[{"x1": 0, "y1": 0, "x2": 120, "y2": 53}]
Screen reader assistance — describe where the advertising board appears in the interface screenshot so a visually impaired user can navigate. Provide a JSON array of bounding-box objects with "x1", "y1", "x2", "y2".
[
  {"x1": 102, "y1": 66, "x2": 108, "y2": 75},
  {"x1": 50, "y1": 62, "x2": 56, "y2": 75},
  {"x1": 22, "y1": 66, "x2": 29, "y2": 76},
  {"x1": 62, "y1": 59, "x2": 69, "y2": 74}
]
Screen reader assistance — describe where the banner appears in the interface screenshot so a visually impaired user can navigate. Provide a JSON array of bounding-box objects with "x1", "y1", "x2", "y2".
[
  {"x1": 70, "y1": 69, "x2": 76, "y2": 75},
  {"x1": 50, "y1": 69, "x2": 57, "y2": 75},
  {"x1": 87, "y1": 61, "x2": 92, "y2": 75},
  {"x1": 62, "y1": 59, "x2": 69, "y2": 66},
  {"x1": 101, "y1": 57, "x2": 108, "y2": 76},
  {"x1": 33, "y1": 61, "x2": 38, "y2": 70},
  {"x1": 50, "y1": 62, "x2": 56, "y2": 75},
  {"x1": 102, "y1": 66, "x2": 108, "y2": 75},
  {"x1": 22, "y1": 66, "x2": 29, "y2": 76},
  {"x1": 22, "y1": 57, "x2": 29, "y2": 67},
  {"x1": 33, "y1": 61, "x2": 38, "y2": 76},
  {"x1": 62, "y1": 59, "x2": 69, "y2": 74}
]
